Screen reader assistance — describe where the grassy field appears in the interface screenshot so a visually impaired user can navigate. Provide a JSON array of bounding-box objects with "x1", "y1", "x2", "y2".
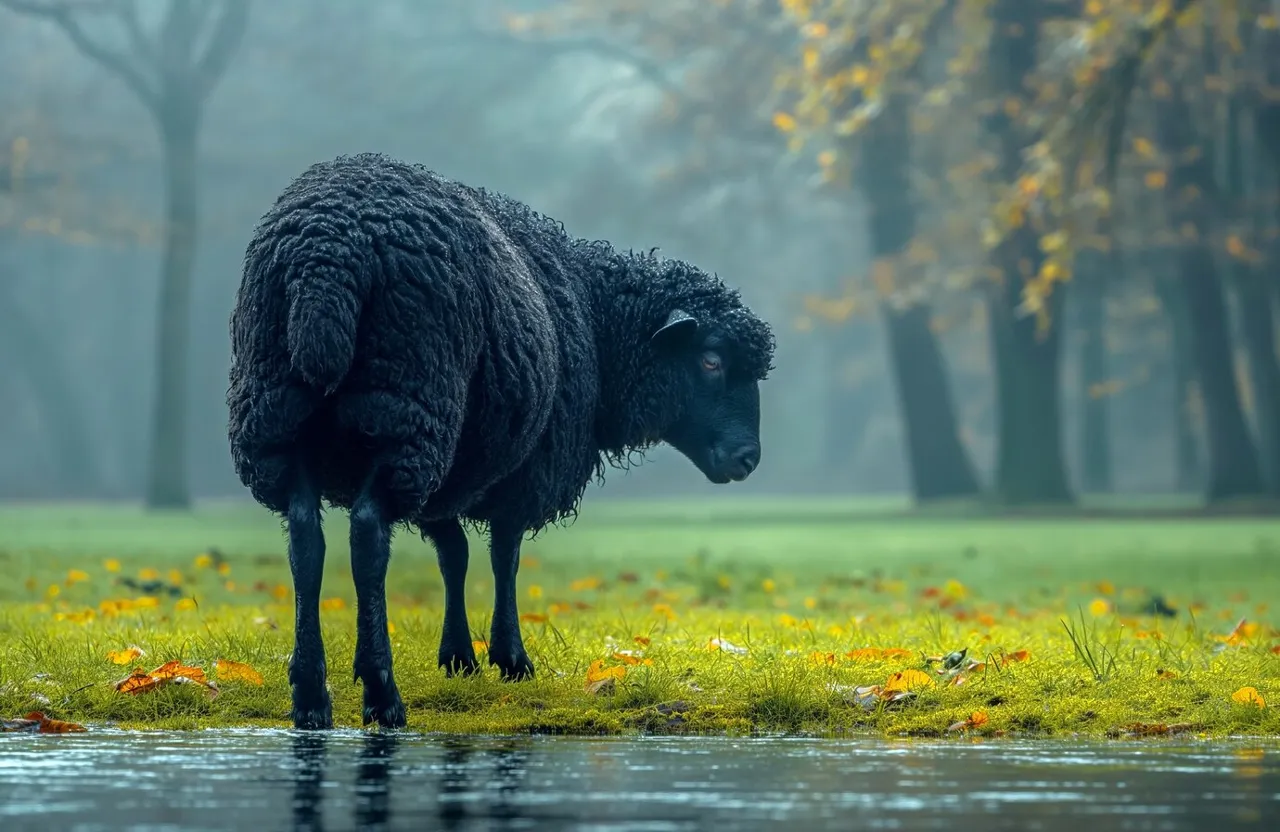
[{"x1": 0, "y1": 497, "x2": 1277, "y2": 738}]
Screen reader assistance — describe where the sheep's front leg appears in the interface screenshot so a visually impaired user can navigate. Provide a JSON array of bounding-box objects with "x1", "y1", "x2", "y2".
[
  {"x1": 487, "y1": 521, "x2": 534, "y2": 680},
  {"x1": 425, "y1": 519, "x2": 479, "y2": 675},
  {"x1": 349, "y1": 480, "x2": 406, "y2": 728},
  {"x1": 287, "y1": 466, "x2": 333, "y2": 730}
]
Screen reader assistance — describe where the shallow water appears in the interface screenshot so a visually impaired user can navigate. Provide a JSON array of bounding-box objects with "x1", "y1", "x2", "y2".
[{"x1": 1, "y1": 731, "x2": 1277, "y2": 831}]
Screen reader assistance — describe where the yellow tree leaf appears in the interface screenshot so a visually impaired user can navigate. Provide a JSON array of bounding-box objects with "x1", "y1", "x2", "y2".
[
  {"x1": 772, "y1": 112, "x2": 798, "y2": 132},
  {"x1": 107, "y1": 646, "x2": 145, "y2": 665},
  {"x1": 1231, "y1": 687, "x2": 1265, "y2": 707},
  {"x1": 216, "y1": 658, "x2": 264, "y2": 686}
]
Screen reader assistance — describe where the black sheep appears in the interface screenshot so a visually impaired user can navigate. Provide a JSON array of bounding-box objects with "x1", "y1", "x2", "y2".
[{"x1": 227, "y1": 153, "x2": 775, "y2": 729}]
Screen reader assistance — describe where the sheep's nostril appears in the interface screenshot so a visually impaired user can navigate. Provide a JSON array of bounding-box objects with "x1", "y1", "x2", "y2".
[{"x1": 729, "y1": 444, "x2": 760, "y2": 479}]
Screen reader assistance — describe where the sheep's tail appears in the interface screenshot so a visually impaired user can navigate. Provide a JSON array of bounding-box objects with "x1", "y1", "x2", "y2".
[{"x1": 285, "y1": 254, "x2": 365, "y2": 395}]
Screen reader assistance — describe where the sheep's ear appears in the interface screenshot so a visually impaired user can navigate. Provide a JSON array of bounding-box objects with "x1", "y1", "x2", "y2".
[{"x1": 651, "y1": 309, "x2": 698, "y2": 350}]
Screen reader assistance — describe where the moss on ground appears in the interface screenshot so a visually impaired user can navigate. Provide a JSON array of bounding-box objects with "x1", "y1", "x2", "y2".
[{"x1": 0, "y1": 501, "x2": 1277, "y2": 738}]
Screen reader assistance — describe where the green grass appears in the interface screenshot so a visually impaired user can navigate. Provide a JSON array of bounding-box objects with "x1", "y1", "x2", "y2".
[{"x1": 0, "y1": 499, "x2": 1277, "y2": 738}]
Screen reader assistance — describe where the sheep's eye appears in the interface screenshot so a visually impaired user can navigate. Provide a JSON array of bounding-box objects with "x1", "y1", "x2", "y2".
[{"x1": 701, "y1": 352, "x2": 722, "y2": 373}]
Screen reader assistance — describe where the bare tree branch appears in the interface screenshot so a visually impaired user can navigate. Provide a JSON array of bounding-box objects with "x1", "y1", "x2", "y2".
[
  {"x1": 0, "y1": 0, "x2": 159, "y2": 110},
  {"x1": 192, "y1": 0, "x2": 249, "y2": 100}
]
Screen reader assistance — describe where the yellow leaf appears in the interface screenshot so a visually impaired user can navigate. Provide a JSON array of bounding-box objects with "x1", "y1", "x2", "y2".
[
  {"x1": 107, "y1": 646, "x2": 144, "y2": 665},
  {"x1": 1097, "y1": 580, "x2": 1115, "y2": 596},
  {"x1": 570, "y1": 577, "x2": 601, "y2": 591},
  {"x1": 1039, "y1": 231, "x2": 1067, "y2": 253},
  {"x1": 817, "y1": 149, "x2": 836, "y2": 168},
  {"x1": 194, "y1": 553, "x2": 212, "y2": 569},
  {"x1": 1226, "y1": 234, "x2": 1247, "y2": 259},
  {"x1": 772, "y1": 112, "x2": 797, "y2": 133},
  {"x1": 803, "y1": 46, "x2": 819, "y2": 72},
  {"x1": 387, "y1": 620, "x2": 396, "y2": 634},
  {"x1": 528, "y1": 584, "x2": 543, "y2": 599},
  {"x1": 216, "y1": 658, "x2": 264, "y2": 686},
  {"x1": 884, "y1": 669, "x2": 934, "y2": 692},
  {"x1": 1144, "y1": 170, "x2": 1167, "y2": 190},
  {"x1": 1261, "y1": 14, "x2": 1279, "y2": 30},
  {"x1": 46, "y1": 584, "x2": 60, "y2": 599},
  {"x1": 1089, "y1": 598, "x2": 1111, "y2": 616},
  {"x1": 66, "y1": 569, "x2": 90, "y2": 585},
  {"x1": 762, "y1": 578, "x2": 777, "y2": 593},
  {"x1": 319, "y1": 597, "x2": 346, "y2": 611},
  {"x1": 802, "y1": 21, "x2": 829, "y2": 38},
  {"x1": 1132, "y1": 137, "x2": 1156, "y2": 158},
  {"x1": 216, "y1": 562, "x2": 232, "y2": 576},
  {"x1": 175, "y1": 598, "x2": 197, "y2": 612},
  {"x1": 139, "y1": 568, "x2": 159, "y2": 581},
  {"x1": 1231, "y1": 686, "x2": 1265, "y2": 707},
  {"x1": 104, "y1": 559, "x2": 121, "y2": 573},
  {"x1": 473, "y1": 640, "x2": 488, "y2": 654}
]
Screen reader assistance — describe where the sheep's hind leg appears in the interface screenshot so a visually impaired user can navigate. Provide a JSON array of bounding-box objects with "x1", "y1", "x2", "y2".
[
  {"x1": 487, "y1": 521, "x2": 535, "y2": 681},
  {"x1": 349, "y1": 477, "x2": 406, "y2": 728},
  {"x1": 425, "y1": 519, "x2": 480, "y2": 676},
  {"x1": 287, "y1": 466, "x2": 333, "y2": 730}
]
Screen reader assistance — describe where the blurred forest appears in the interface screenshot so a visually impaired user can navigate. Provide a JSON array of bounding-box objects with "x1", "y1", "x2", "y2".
[{"x1": 0, "y1": 0, "x2": 1277, "y2": 509}]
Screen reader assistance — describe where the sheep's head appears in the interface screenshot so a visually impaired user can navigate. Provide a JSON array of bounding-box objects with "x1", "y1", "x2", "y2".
[{"x1": 650, "y1": 307, "x2": 773, "y2": 484}]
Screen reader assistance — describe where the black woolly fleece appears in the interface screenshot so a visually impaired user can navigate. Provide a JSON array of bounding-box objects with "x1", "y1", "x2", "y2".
[{"x1": 227, "y1": 152, "x2": 775, "y2": 534}]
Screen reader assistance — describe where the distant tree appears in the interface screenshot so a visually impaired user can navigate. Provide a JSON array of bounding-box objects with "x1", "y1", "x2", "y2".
[{"x1": 0, "y1": 0, "x2": 250, "y2": 508}]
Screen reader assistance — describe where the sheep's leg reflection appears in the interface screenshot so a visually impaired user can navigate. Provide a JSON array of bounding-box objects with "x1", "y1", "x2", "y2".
[
  {"x1": 355, "y1": 733, "x2": 399, "y2": 831},
  {"x1": 290, "y1": 733, "x2": 327, "y2": 832}
]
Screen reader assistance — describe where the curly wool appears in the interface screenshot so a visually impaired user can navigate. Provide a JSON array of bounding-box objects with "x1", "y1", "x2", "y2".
[{"x1": 227, "y1": 153, "x2": 775, "y2": 534}]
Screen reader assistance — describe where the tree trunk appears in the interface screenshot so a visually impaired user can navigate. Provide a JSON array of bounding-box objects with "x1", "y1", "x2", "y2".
[
  {"x1": 1235, "y1": 276, "x2": 1280, "y2": 493},
  {"x1": 1075, "y1": 253, "x2": 1111, "y2": 494},
  {"x1": 856, "y1": 95, "x2": 980, "y2": 502},
  {"x1": 1156, "y1": 82, "x2": 1264, "y2": 501},
  {"x1": 1153, "y1": 274, "x2": 1203, "y2": 492},
  {"x1": 983, "y1": 0, "x2": 1072, "y2": 505},
  {"x1": 144, "y1": 102, "x2": 200, "y2": 509},
  {"x1": 882, "y1": 304, "x2": 982, "y2": 499}
]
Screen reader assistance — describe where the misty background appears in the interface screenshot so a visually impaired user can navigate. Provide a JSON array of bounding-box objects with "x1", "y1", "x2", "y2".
[{"x1": 0, "y1": 0, "x2": 1263, "y2": 506}]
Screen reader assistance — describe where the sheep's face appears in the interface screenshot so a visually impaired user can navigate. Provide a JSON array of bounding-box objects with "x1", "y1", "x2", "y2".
[{"x1": 651, "y1": 309, "x2": 762, "y2": 485}]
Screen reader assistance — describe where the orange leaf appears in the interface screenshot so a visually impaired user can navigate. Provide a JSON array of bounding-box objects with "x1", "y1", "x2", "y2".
[
  {"x1": 1000, "y1": 650, "x2": 1030, "y2": 666},
  {"x1": 319, "y1": 597, "x2": 346, "y2": 611},
  {"x1": 114, "y1": 669, "x2": 162, "y2": 695},
  {"x1": 216, "y1": 659, "x2": 264, "y2": 686},
  {"x1": 106, "y1": 646, "x2": 145, "y2": 665},
  {"x1": 519, "y1": 613, "x2": 548, "y2": 624},
  {"x1": 30, "y1": 712, "x2": 87, "y2": 733},
  {"x1": 633, "y1": 636, "x2": 652, "y2": 647},
  {"x1": 151, "y1": 661, "x2": 207, "y2": 684},
  {"x1": 2, "y1": 712, "x2": 86, "y2": 733}
]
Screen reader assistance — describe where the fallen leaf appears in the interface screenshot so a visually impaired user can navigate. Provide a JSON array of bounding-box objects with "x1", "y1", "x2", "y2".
[
  {"x1": 884, "y1": 669, "x2": 934, "y2": 693},
  {"x1": 519, "y1": 613, "x2": 547, "y2": 624},
  {"x1": 114, "y1": 668, "x2": 162, "y2": 695},
  {"x1": 999, "y1": 650, "x2": 1030, "y2": 666},
  {"x1": 2, "y1": 712, "x2": 86, "y2": 733},
  {"x1": 584, "y1": 659, "x2": 627, "y2": 694},
  {"x1": 633, "y1": 636, "x2": 651, "y2": 647},
  {"x1": 1232, "y1": 687, "x2": 1266, "y2": 708},
  {"x1": 947, "y1": 710, "x2": 989, "y2": 732},
  {"x1": 216, "y1": 659, "x2": 264, "y2": 686},
  {"x1": 707, "y1": 638, "x2": 748, "y2": 655},
  {"x1": 115, "y1": 661, "x2": 219, "y2": 699},
  {"x1": 846, "y1": 647, "x2": 912, "y2": 661},
  {"x1": 319, "y1": 597, "x2": 345, "y2": 611},
  {"x1": 107, "y1": 646, "x2": 145, "y2": 665}
]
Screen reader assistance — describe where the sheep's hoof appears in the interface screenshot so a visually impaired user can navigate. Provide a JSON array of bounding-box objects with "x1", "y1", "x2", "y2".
[
  {"x1": 362, "y1": 694, "x2": 406, "y2": 730},
  {"x1": 290, "y1": 688, "x2": 334, "y2": 731},
  {"x1": 438, "y1": 648, "x2": 480, "y2": 677},
  {"x1": 489, "y1": 651, "x2": 535, "y2": 682}
]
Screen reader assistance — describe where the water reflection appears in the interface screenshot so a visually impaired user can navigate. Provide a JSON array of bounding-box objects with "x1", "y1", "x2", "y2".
[
  {"x1": 1, "y1": 732, "x2": 1276, "y2": 831},
  {"x1": 290, "y1": 733, "x2": 326, "y2": 832},
  {"x1": 287, "y1": 732, "x2": 540, "y2": 831}
]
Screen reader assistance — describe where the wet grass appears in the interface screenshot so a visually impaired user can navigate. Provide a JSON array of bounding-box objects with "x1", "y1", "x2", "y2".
[{"x1": 0, "y1": 499, "x2": 1277, "y2": 737}]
